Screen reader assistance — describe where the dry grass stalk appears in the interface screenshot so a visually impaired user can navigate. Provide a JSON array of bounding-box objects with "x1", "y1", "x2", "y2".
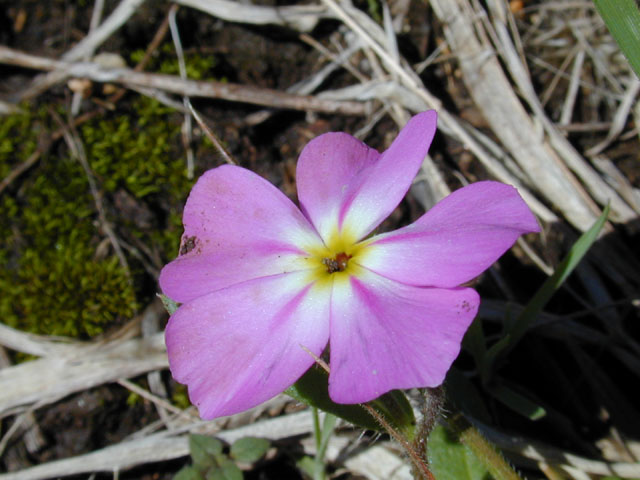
[
  {"x1": 0, "y1": 302, "x2": 166, "y2": 418},
  {"x1": 0, "y1": 46, "x2": 366, "y2": 115}
]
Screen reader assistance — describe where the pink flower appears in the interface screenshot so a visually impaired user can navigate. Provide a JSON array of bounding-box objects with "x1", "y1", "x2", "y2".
[{"x1": 160, "y1": 111, "x2": 539, "y2": 419}]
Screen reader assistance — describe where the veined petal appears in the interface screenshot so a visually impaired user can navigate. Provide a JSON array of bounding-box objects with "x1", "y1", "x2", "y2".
[
  {"x1": 166, "y1": 271, "x2": 331, "y2": 419},
  {"x1": 296, "y1": 132, "x2": 380, "y2": 244},
  {"x1": 159, "y1": 165, "x2": 322, "y2": 303},
  {"x1": 359, "y1": 181, "x2": 540, "y2": 288},
  {"x1": 297, "y1": 111, "x2": 437, "y2": 243},
  {"x1": 328, "y1": 270, "x2": 479, "y2": 404}
]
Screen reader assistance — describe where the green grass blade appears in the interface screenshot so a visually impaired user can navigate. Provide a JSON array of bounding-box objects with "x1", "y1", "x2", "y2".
[
  {"x1": 485, "y1": 205, "x2": 610, "y2": 372},
  {"x1": 594, "y1": 0, "x2": 640, "y2": 78}
]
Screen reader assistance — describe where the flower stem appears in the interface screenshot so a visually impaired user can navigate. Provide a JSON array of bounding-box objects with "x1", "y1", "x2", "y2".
[
  {"x1": 447, "y1": 413, "x2": 523, "y2": 480},
  {"x1": 311, "y1": 407, "x2": 337, "y2": 480},
  {"x1": 361, "y1": 403, "x2": 435, "y2": 480}
]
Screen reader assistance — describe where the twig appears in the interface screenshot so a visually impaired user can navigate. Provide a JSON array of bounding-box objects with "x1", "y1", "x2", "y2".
[
  {"x1": 0, "y1": 330, "x2": 166, "y2": 417},
  {"x1": 116, "y1": 378, "x2": 184, "y2": 416},
  {"x1": 71, "y1": 0, "x2": 106, "y2": 116},
  {"x1": 49, "y1": 109, "x2": 130, "y2": 276},
  {"x1": 107, "y1": 5, "x2": 173, "y2": 104},
  {"x1": 0, "y1": 46, "x2": 366, "y2": 115},
  {"x1": 18, "y1": 0, "x2": 146, "y2": 101},
  {"x1": 586, "y1": 76, "x2": 640, "y2": 156},
  {"x1": 0, "y1": 411, "x2": 315, "y2": 480},
  {"x1": 174, "y1": 0, "x2": 328, "y2": 32},
  {"x1": 559, "y1": 49, "x2": 585, "y2": 125},
  {"x1": 186, "y1": 102, "x2": 236, "y2": 165},
  {"x1": 168, "y1": 4, "x2": 195, "y2": 179},
  {"x1": 299, "y1": 33, "x2": 369, "y2": 83}
]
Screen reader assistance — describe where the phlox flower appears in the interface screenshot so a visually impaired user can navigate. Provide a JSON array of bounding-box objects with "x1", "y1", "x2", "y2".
[{"x1": 160, "y1": 111, "x2": 540, "y2": 419}]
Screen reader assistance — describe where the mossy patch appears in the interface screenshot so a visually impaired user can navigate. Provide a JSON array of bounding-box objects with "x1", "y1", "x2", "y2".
[{"x1": 0, "y1": 93, "x2": 199, "y2": 339}]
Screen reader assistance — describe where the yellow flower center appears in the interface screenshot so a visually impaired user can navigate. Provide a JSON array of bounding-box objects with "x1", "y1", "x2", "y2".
[
  {"x1": 322, "y1": 252, "x2": 351, "y2": 273},
  {"x1": 302, "y1": 228, "x2": 370, "y2": 288}
]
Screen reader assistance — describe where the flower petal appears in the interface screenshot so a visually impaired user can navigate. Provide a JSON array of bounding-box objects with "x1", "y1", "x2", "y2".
[
  {"x1": 166, "y1": 271, "x2": 330, "y2": 419},
  {"x1": 159, "y1": 165, "x2": 322, "y2": 303},
  {"x1": 328, "y1": 271, "x2": 479, "y2": 404},
  {"x1": 359, "y1": 181, "x2": 540, "y2": 288},
  {"x1": 297, "y1": 111, "x2": 437, "y2": 243}
]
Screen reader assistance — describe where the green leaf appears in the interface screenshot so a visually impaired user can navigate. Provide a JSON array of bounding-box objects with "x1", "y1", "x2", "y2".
[
  {"x1": 285, "y1": 366, "x2": 415, "y2": 438},
  {"x1": 489, "y1": 383, "x2": 546, "y2": 420},
  {"x1": 428, "y1": 424, "x2": 489, "y2": 480},
  {"x1": 206, "y1": 460, "x2": 243, "y2": 480},
  {"x1": 174, "y1": 465, "x2": 205, "y2": 480},
  {"x1": 159, "y1": 293, "x2": 180, "y2": 315},
  {"x1": 463, "y1": 319, "x2": 487, "y2": 371},
  {"x1": 594, "y1": 0, "x2": 640, "y2": 78},
  {"x1": 444, "y1": 369, "x2": 492, "y2": 423},
  {"x1": 296, "y1": 456, "x2": 316, "y2": 478},
  {"x1": 484, "y1": 205, "x2": 609, "y2": 374},
  {"x1": 230, "y1": 437, "x2": 270, "y2": 463},
  {"x1": 189, "y1": 434, "x2": 223, "y2": 468},
  {"x1": 370, "y1": 390, "x2": 416, "y2": 440}
]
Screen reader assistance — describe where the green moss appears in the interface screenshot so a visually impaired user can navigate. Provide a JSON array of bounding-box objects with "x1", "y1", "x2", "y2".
[
  {"x1": 81, "y1": 96, "x2": 190, "y2": 200},
  {"x1": 130, "y1": 43, "x2": 218, "y2": 80},
  {"x1": 0, "y1": 147, "x2": 137, "y2": 337},
  {"x1": 0, "y1": 94, "x2": 200, "y2": 339}
]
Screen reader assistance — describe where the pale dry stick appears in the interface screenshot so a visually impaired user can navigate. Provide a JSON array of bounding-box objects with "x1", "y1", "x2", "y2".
[
  {"x1": 299, "y1": 33, "x2": 369, "y2": 83},
  {"x1": 587, "y1": 76, "x2": 640, "y2": 156},
  {"x1": 17, "y1": 0, "x2": 146, "y2": 101},
  {"x1": 569, "y1": 17, "x2": 624, "y2": 96},
  {"x1": 432, "y1": 0, "x2": 603, "y2": 231},
  {"x1": 168, "y1": 4, "x2": 195, "y2": 179},
  {"x1": 504, "y1": 0, "x2": 529, "y2": 78},
  {"x1": 381, "y1": 2, "x2": 400, "y2": 67},
  {"x1": 591, "y1": 155, "x2": 640, "y2": 213},
  {"x1": 129, "y1": 84, "x2": 190, "y2": 113},
  {"x1": 516, "y1": 237, "x2": 553, "y2": 276},
  {"x1": 559, "y1": 49, "x2": 586, "y2": 125},
  {"x1": 107, "y1": 7, "x2": 173, "y2": 105},
  {"x1": 0, "y1": 410, "x2": 315, "y2": 480},
  {"x1": 485, "y1": 0, "x2": 639, "y2": 222},
  {"x1": 0, "y1": 302, "x2": 166, "y2": 417},
  {"x1": 0, "y1": 46, "x2": 366, "y2": 115},
  {"x1": 457, "y1": 0, "x2": 638, "y2": 227},
  {"x1": 71, "y1": 0, "x2": 106, "y2": 116},
  {"x1": 244, "y1": 37, "x2": 367, "y2": 126},
  {"x1": 523, "y1": 2, "x2": 597, "y2": 13},
  {"x1": 318, "y1": 0, "x2": 557, "y2": 227},
  {"x1": 414, "y1": 42, "x2": 449, "y2": 74},
  {"x1": 540, "y1": 46, "x2": 579, "y2": 107},
  {"x1": 532, "y1": 55, "x2": 623, "y2": 103},
  {"x1": 0, "y1": 406, "x2": 36, "y2": 458},
  {"x1": 139, "y1": 296, "x2": 172, "y2": 426},
  {"x1": 0, "y1": 332, "x2": 167, "y2": 417},
  {"x1": 479, "y1": 423, "x2": 640, "y2": 479},
  {"x1": 51, "y1": 110, "x2": 130, "y2": 275},
  {"x1": 116, "y1": 378, "x2": 184, "y2": 416},
  {"x1": 0, "y1": 322, "x2": 79, "y2": 357},
  {"x1": 0, "y1": 400, "x2": 50, "y2": 459},
  {"x1": 174, "y1": 0, "x2": 327, "y2": 32},
  {"x1": 186, "y1": 101, "x2": 236, "y2": 165}
]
